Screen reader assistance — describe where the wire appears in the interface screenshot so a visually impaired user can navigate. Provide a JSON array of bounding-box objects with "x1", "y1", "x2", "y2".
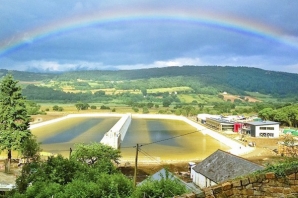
[
  {"x1": 138, "y1": 148, "x2": 160, "y2": 163},
  {"x1": 140, "y1": 130, "x2": 199, "y2": 147},
  {"x1": 120, "y1": 129, "x2": 200, "y2": 149}
]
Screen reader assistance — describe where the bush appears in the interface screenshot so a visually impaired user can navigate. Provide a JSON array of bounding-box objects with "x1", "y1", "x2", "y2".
[
  {"x1": 90, "y1": 105, "x2": 97, "y2": 109},
  {"x1": 132, "y1": 107, "x2": 139, "y2": 112},
  {"x1": 100, "y1": 105, "x2": 110, "y2": 110}
]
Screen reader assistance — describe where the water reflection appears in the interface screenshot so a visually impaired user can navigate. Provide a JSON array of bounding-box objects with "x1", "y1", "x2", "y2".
[
  {"x1": 31, "y1": 117, "x2": 119, "y2": 153},
  {"x1": 121, "y1": 118, "x2": 229, "y2": 162}
]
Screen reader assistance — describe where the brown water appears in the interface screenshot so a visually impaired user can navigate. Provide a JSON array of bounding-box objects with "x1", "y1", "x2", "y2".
[
  {"x1": 31, "y1": 117, "x2": 119, "y2": 156},
  {"x1": 121, "y1": 118, "x2": 229, "y2": 162},
  {"x1": 31, "y1": 117, "x2": 229, "y2": 162}
]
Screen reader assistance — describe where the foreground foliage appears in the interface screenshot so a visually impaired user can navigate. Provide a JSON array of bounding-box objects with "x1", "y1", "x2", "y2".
[
  {"x1": 11, "y1": 143, "x2": 133, "y2": 198},
  {"x1": 10, "y1": 143, "x2": 189, "y2": 198}
]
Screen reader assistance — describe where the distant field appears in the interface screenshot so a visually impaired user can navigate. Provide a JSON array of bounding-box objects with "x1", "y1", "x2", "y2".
[
  {"x1": 245, "y1": 91, "x2": 277, "y2": 102},
  {"x1": 38, "y1": 102, "x2": 162, "y2": 114},
  {"x1": 147, "y1": 86, "x2": 193, "y2": 93},
  {"x1": 221, "y1": 93, "x2": 260, "y2": 102},
  {"x1": 178, "y1": 94, "x2": 197, "y2": 103},
  {"x1": 177, "y1": 93, "x2": 228, "y2": 104}
]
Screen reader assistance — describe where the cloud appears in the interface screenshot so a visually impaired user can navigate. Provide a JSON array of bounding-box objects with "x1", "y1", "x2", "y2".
[{"x1": 1, "y1": 1, "x2": 298, "y2": 74}]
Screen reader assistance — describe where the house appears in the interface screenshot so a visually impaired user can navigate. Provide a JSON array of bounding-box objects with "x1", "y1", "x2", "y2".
[
  {"x1": 191, "y1": 150, "x2": 264, "y2": 188},
  {"x1": 243, "y1": 121, "x2": 280, "y2": 138},
  {"x1": 138, "y1": 168, "x2": 202, "y2": 195}
]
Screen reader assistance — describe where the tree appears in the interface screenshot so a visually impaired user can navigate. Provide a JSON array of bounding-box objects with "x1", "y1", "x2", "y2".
[
  {"x1": 52, "y1": 105, "x2": 59, "y2": 111},
  {"x1": 147, "y1": 102, "x2": 154, "y2": 108},
  {"x1": 90, "y1": 105, "x2": 97, "y2": 109},
  {"x1": 132, "y1": 169, "x2": 188, "y2": 197},
  {"x1": 0, "y1": 74, "x2": 32, "y2": 173},
  {"x1": 25, "y1": 100, "x2": 43, "y2": 115},
  {"x1": 258, "y1": 108, "x2": 275, "y2": 121},
  {"x1": 71, "y1": 143, "x2": 121, "y2": 167},
  {"x1": 75, "y1": 102, "x2": 84, "y2": 111},
  {"x1": 142, "y1": 106, "x2": 149, "y2": 114},
  {"x1": 141, "y1": 88, "x2": 147, "y2": 96},
  {"x1": 20, "y1": 135, "x2": 41, "y2": 163},
  {"x1": 162, "y1": 99, "x2": 171, "y2": 107}
]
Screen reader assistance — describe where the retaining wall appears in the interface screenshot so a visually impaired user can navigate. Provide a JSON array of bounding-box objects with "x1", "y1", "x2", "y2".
[
  {"x1": 29, "y1": 113, "x2": 124, "y2": 129},
  {"x1": 202, "y1": 170, "x2": 298, "y2": 198}
]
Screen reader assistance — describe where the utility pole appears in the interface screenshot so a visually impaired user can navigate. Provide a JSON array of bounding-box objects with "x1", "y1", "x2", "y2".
[
  {"x1": 134, "y1": 143, "x2": 139, "y2": 187},
  {"x1": 69, "y1": 147, "x2": 72, "y2": 159}
]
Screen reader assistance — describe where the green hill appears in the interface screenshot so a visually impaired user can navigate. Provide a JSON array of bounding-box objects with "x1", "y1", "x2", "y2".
[{"x1": 1, "y1": 66, "x2": 298, "y2": 98}]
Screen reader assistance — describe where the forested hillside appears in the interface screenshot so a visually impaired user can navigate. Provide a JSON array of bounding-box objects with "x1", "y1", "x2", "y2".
[
  {"x1": 1, "y1": 66, "x2": 298, "y2": 97},
  {"x1": 0, "y1": 69, "x2": 57, "y2": 81},
  {"x1": 56, "y1": 66, "x2": 298, "y2": 96}
]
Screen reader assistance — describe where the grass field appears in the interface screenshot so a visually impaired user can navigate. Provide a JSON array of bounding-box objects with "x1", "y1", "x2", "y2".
[
  {"x1": 38, "y1": 102, "x2": 164, "y2": 115},
  {"x1": 147, "y1": 86, "x2": 192, "y2": 93},
  {"x1": 245, "y1": 91, "x2": 278, "y2": 102}
]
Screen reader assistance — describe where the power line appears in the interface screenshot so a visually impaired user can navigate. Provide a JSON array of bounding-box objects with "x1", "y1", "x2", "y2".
[
  {"x1": 121, "y1": 129, "x2": 200, "y2": 149},
  {"x1": 140, "y1": 130, "x2": 199, "y2": 147},
  {"x1": 138, "y1": 148, "x2": 160, "y2": 163}
]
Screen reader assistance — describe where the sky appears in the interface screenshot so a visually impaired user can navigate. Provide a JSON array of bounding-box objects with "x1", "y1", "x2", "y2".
[{"x1": 1, "y1": 1, "x2": 298, "y2": 73}]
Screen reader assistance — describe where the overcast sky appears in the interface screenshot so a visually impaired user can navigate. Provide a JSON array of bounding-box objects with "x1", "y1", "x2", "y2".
[{"x1": 0, "y1": 1, "x2": 298, "y2": 73}]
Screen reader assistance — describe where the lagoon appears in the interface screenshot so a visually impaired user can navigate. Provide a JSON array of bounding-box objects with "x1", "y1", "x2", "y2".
[{"x1": 31, "y1": 116, "x2": 229, "y2": 163}]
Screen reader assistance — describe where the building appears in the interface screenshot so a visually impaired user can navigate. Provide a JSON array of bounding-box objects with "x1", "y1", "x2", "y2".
[
  {"x1": 196, "y1": 114, "x2": 221, "y2": 124},
  {"x1": 243, "y1": 121, "x2": 280, "y2": 138},
  {"x1": 191, "y1": 150, "x2": 264, "y2": 188},
  {"x1": 205, "y1": 117, "x2": 234, "y2": 132}
]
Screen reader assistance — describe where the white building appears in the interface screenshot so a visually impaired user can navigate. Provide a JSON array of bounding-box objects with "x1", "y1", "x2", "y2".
[{"x1": 244, "y1": 121, "x2": 280, "y2": 138}]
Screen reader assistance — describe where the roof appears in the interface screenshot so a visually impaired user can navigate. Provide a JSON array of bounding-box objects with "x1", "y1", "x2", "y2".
[
  {"x1": 247, "y1": 121, "x2": 279, "y2": 126},
  {"x1": 197, "y1": 114, "x2": 221, "y2": 120},
  {"x1": 138, "y1": 168, "x2": 202, "y2": 194},
  {"x1": 192, "y1": 150, "x2": 264, "y2": 183},
  {"x1": 206, "y1": 117, "x2": 235, "y2": 125}
]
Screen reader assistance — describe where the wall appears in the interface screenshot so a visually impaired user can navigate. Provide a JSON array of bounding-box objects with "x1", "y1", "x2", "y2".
[{"x1": 202, "y1": 170, "x2": 298, "y2": 198}]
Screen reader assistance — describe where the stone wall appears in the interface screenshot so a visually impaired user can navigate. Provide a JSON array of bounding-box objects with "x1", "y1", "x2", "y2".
[{"x1": 202, "y1": 170, "x2": 298, "y2": 198}]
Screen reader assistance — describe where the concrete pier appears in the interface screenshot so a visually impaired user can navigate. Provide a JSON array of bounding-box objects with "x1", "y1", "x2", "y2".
[{"x1": 100, "y1": 114, "x2": 132, "y2": 149}]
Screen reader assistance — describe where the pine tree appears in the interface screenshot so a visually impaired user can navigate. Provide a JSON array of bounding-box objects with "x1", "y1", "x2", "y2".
[{"x1": 0, "y1": 74, "x2": 32, "y2": 173}]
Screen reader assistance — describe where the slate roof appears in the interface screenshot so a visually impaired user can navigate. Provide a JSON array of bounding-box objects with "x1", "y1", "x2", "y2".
[
  {"x1": 192, "y1": 149, "x2": 264, "y2": 183},
  {"x1": 247, "y1": 121, "x2": 279, "y2": 126},
  {"x1": 138, "y1": 168, "x2": 202, "y2": 194}
]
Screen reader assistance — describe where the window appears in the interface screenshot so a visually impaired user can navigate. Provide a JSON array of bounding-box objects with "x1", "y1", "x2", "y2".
[{"x1": 259, "y1": 126, "x2": 275, "y2": 130}]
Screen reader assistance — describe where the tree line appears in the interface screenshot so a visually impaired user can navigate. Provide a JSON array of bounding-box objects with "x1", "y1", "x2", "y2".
[{"x1": 258, "y1": 104, "x2": 298, "y2": 127}]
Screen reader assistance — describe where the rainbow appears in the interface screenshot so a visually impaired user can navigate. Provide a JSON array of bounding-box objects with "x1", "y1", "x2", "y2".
[{"x1": 0, "y1": 8, "x2": 297, "y2": 58}]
